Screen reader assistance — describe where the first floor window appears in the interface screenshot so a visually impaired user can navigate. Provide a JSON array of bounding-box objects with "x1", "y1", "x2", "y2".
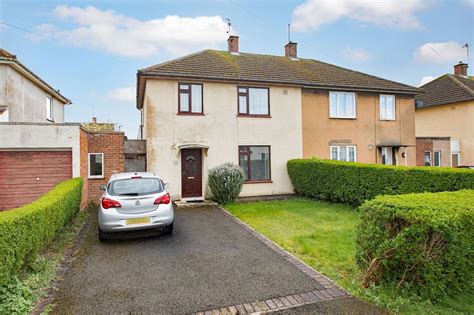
[
  {"x1": 433, "y1": 151, "x2": 441, "y2": 167},
  {"x1": 380, "y1": 95, "x2": 395, "y2": 120},
  {"x1": 179, "y1": 83, "x2": 203, "y2": 114},
  {"x1": 451, "y1": 153, "x2": 460, "y2": 167},
  {"x1": 330, "y1": 145, "x2": 356, "y2": 162},
  {"x1": 329, "y1": 92, "x2": 356, "y2": 118},
  {"x1": 238, "y1": 87, "x2": 270, "y2": 116},
  {"x1": 0, "y1": 106, "x2": 8, "y2": 122},
  {"x1": 424, "y1": 151, "x2": 432, "y2": 166},
  {"x1": 381, "y1": 147, "x2": 396, "y2": 165},
  {"x1": 238, "y1": 145, "x2": 271, "y2": 181},
  {"x1": 46, "y1": 96, "x2": 53, "y2": 121},
  {"x1": 88, "y1": 153, "x2": 104, "y2": 178}
]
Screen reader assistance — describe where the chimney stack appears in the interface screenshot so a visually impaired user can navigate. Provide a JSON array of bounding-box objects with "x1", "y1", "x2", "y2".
[
  {"x1": 454, "y1": 62, "x2": 468, "y2": 76},
  {"x1": 92, "y1": 117, "x2": 97, "y2": 124},
  {"x1": 227, "y1": 35, "x2": 239, "y2": 54},
  {"x1": 285, "y1": 41, "x2": 297, "y2": 58}
]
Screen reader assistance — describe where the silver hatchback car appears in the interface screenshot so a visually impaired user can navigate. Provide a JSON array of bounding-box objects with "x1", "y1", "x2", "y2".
[{"x1": 98, "y1": 172, "x2": 174, "y2": 241}]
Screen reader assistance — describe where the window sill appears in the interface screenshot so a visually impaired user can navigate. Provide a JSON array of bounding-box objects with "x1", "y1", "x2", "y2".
[
  {"x1": 177, "y1": 113, "x2": 204, "y2": 116},
  {"x1": 237, "y1": 114, "x2": 271, "y2": 118},
  {"x1": 88, "y1": 176, "x2": 105, "y2": 180},
  {"x1": 244, "y1": 180, "x2": 273, "y2": 184},
  {"x1": 329, "y1": 116, "x2": 356, "y2": 120},
  {"x1": 47, "y1": 119, "x2": 54, "y2": 123},
  {"x1": 379, "y1": 118, "x2": 396, "y2": 121}
]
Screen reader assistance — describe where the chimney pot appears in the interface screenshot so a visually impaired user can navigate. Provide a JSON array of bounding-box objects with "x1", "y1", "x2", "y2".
[
  {"x1": 454, "y1": 62, "x2": 468, "y2": 76},
  {"x1": 227, "y1": 35, "x2": 239, "y2": 54},
  {"x1": 285, "y1": 41, "x2": 297, "y2": 58},
  {"x1": 92, "y1": 117, "x2": 97, "y2": 124}
]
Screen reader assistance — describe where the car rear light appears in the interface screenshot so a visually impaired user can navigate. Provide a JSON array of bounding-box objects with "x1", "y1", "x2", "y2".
[
  {"x1": 101, "y1": 197, "x2": 121, "y2": 209},
  {"x1": 154, "y1": 193, "x2": 171, "y2": 205}
]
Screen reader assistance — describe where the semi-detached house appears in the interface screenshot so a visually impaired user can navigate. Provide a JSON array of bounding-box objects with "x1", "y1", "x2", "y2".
[{"x1": 137, "y1": 36, "x2": 421, "y2": 200}]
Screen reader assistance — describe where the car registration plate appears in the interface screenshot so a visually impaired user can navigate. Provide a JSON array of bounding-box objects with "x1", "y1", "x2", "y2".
[{"x1": 125, "y1": 217, "x2": 151, "y2": 225}]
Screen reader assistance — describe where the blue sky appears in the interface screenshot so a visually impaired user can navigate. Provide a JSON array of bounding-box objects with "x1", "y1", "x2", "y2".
[{"x1": 1, "y1": 0, "x2": 473, "y2": 138}]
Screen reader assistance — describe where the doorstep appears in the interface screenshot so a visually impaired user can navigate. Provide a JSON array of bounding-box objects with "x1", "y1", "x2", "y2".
[{"x1": 173, "y1": 199, "x2": 218, "y2": 209}]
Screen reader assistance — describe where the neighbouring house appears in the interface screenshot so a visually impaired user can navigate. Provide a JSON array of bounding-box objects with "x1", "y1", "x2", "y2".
[
  {"x1": 0, "y1": 48, "x2": 128, "y2": 210},
  {"x1": 415, "y1": 62, "x2": 474, "y2": 167},
  {"x1": 416, "y1": 137, "x2": 451, "y2": 167},
  {"x1": 136, "y1": 36, "x2": 421, "y2": 200}
]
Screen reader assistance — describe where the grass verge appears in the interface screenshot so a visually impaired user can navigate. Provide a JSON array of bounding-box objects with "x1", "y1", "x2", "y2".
[
  {"x1": 0, "y1": 209, "x2": 89, "y2": 314},
  {"x1": 225, "y1": 198, "x2": 473, "y2": 314}
]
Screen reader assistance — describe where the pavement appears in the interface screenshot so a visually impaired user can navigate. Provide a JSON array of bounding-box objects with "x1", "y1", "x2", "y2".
[{"x1": 51, "y1": 206, "x2": 386, "y2": 314}]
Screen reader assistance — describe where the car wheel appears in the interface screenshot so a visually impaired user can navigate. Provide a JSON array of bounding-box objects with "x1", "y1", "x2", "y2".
[
  {"x1": 163, "y1": 222, "x2": 174, "y2": 235},
  {"x1": 98, "y1": 228, "x2": 107, "y2": 242}
]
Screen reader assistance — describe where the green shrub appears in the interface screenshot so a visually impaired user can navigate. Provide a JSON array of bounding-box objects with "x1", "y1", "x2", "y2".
[
  {"x1": 355, "y1": 189, "x2": 474, "y2": 300},
  {"x1": 208, "y1": 163, "x2": 245, "y2": 204},
  {"x1": 287, "y1": 159, "x2": 474, "y2": 206},
  {"x1": 0, "y1": 178, "x2": 82, "y2": 287}
]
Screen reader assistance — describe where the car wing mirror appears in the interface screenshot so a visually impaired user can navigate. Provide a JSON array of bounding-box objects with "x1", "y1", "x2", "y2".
[{"x1": 99, "y1": 184, "x2": 106, "y2": 192}]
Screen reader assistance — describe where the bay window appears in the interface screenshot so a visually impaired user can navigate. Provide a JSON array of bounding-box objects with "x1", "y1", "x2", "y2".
[
  {"x1": 329, "y1": 92, "x2": 356, "y2": 118},
  {"x1": 179, "y1": 83, "x2": 203, "y2": 114},
  {"x1": 330, "y1": 145, "x2": 356, "y2": 162},
  {"x1": 238, "y1": 146, "x2": 271, "y2": 182},
  {"x1": 238, "y1": 87, "x2": 270, "y2": 116}
]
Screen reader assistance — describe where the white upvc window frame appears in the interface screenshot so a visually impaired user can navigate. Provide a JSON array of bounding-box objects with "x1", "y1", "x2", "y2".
[
  {"x1": 329, "y1": 91, "x2": 357, "y2": 119},
  {"x1": 433, "y1": 150, "x2": 441, "y2": 167},
  {"x1": 88, "y1": 153, "x2": 104, "y2": 179},
  {"x1": 424, "y1": 151, "x2": 432, "y2": 166},
  {"x1": 379, "y1": 94, "x2": 396, "y2": 121},
  {"x1": 46, "y1": 96, "x2": 53, "y2": 122},
  {"x1": 330, "y1": 145, "x2": 357, "y2": 162}
]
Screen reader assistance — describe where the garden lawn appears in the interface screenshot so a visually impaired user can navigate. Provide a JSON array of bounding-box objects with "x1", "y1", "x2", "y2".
[{"x1": 225, "y1": 198, "x2": 473, "y2": 314}]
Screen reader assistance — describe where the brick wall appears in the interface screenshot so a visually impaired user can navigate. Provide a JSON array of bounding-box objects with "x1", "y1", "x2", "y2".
[
  {"x1": 79, "y1": 129, "x2": 125, "y2": 204},
  {"x1": 79, "y1": 129, "x2": 89, "y2": 208},
  {"x1": 416, "y1": 138, "x2": 433, "y2": 166}
]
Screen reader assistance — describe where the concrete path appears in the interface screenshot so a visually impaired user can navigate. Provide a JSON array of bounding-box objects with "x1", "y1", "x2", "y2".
[{"x1": 51, "y1": 207, "x2": 384, "y2": 314}]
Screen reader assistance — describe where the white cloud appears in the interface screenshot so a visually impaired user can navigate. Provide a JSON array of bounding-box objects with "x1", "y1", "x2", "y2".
[
  {"x1": 414, "y1": 41, "x2": 467, "y2": 64},
  {"x1": 291, "y1": 0, "x2": 428, "y2": 31},
  {"x1": 419, "y1": 76, "x2": 436, "y2": 86},
  {"x1": 106, "y1": 85, "x2": 135, "y2": 102},
  {"x1": 342, "y1": 47, "x2": 372, "y2": 62},
  {"x1": 31, "y1": 5, "x2": 229, "y2": 57}
]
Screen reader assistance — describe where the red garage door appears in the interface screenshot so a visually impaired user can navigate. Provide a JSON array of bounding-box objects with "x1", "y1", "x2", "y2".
[{"x1": 0, "y1": 151, "x2": 72, "y2": 211}]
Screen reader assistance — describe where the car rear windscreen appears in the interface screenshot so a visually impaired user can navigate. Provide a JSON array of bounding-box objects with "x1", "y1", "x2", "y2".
[{"x1": 108, "y1": 178, "x2": 164, "y2": 196}]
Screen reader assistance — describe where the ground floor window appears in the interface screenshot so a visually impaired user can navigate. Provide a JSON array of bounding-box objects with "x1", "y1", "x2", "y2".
[
  {"x1": 433, "y1": 151, "x2": 441, "y2": 167},
  {"x1": 88, "y1": 153, "x2": 104, "y2": 178},
  {"x1": 424, "y1": 151, "x2": 432, "y2": 166},
  {"x1": 451, "y1": 153, "x2": 460, "y2": 167},
  {"x1": 381, "y1": 147, "x2": 397, "y2": 165},
  {"x1": 238, "y1": 145, "x2": 271, "y2": 182},
  {"x1": 330, "y1": 145, "x2": 356, "y2": 162}
]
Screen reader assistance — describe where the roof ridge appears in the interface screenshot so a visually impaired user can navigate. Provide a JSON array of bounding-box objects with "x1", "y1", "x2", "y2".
[
  {"x1": 448, "y1": 74, "x2": 474, "y2": 96},
  {"x1": 139, "y1": 49, "x2": 212, "y2": 72},
  {"x1": 209, "y1": 49, "x2": 418, "y2": 91}
]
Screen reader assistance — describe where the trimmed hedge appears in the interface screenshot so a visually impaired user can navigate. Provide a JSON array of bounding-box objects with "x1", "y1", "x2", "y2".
[
  {"x1": 287, "y1": 159, "x2": 474, "y2": 206},
  {"x1": 355, "y1": 190, "x2": 474, "y2": 299},
  {"x1": 0, "y1": 178, "x2": 82, "y2": 286}
]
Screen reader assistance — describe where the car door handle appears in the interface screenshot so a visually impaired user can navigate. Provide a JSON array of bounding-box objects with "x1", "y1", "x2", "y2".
[{"x1": 187, "y1": 176, "x2": 194, "y2": 179}]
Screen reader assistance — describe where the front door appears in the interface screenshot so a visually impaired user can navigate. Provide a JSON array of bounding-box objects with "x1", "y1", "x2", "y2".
[{"x1": 181, "y1": 149, "x2": 202, "y2": 198}]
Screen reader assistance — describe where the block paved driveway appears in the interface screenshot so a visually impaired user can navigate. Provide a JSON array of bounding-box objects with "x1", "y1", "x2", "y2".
[{"x1": 51, "y1": 206, "x2": 384, "y2": 314}]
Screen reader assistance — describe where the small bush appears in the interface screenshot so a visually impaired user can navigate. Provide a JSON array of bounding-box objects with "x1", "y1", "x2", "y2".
[
  {"x1": 208, "y1": 163, "x2": 245, "y2": 204},
  {"x1": 0, "y1": 178, "x2": 83, "y2": 287},
  {"x1": 356, "y1": 189, "x2": 474, "y2": 300},
  {"x1": 287, "y1": 159, "x2": 474, "y2": 206}
]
